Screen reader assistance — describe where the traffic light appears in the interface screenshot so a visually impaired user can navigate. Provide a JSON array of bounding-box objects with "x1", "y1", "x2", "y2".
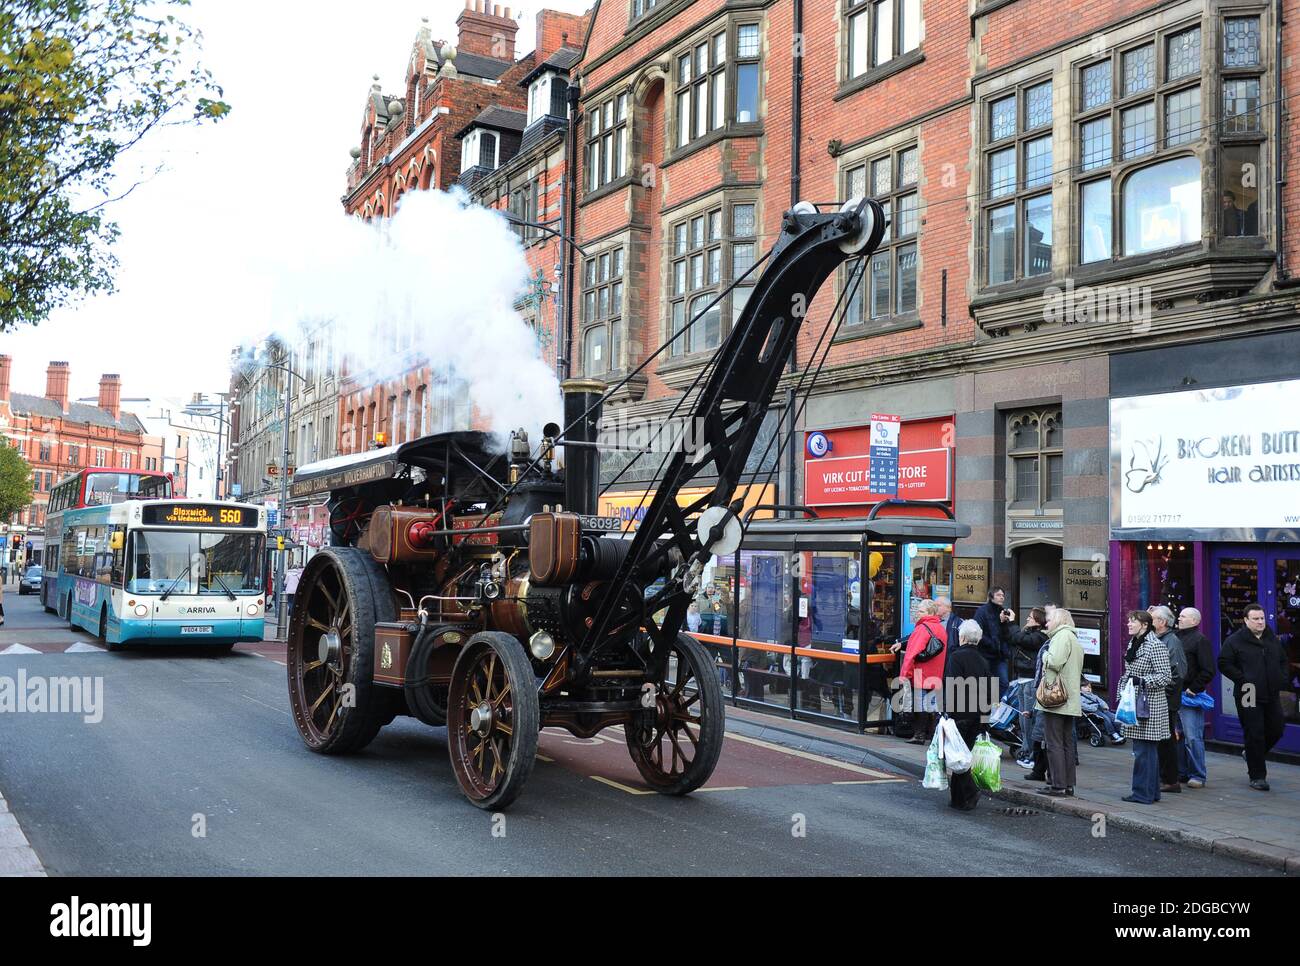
[{"x1": 10, "y1": 534, "x2": 19, "y2": 549}]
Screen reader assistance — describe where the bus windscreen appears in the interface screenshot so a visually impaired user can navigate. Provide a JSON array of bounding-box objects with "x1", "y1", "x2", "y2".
[{"x1": 128, "y1": 531, "x2": 265, "y2": 595}]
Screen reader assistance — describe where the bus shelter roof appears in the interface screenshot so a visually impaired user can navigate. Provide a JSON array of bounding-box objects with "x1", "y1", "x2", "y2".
[{"x1": 740, "y1": 515, "x2": 970, "y2": 553}]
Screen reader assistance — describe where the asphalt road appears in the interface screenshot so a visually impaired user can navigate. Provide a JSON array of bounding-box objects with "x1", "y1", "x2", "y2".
[{"x1": 0, "y1": 591, "x2": 1278, "y2": 876}]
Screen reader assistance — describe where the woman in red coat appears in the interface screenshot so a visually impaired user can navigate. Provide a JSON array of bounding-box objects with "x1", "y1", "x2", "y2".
[{"x1": 893, "y1": 599, "x2": 948, "y2": 743}]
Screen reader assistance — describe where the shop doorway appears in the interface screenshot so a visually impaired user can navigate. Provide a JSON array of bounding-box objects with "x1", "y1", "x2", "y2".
[
  {"x1": 1015, "y1": 542, "x2": 1062, "y2": 612},
  {"x1": 1208, "y1": 546, "x2": 1300, "y2": 754}
]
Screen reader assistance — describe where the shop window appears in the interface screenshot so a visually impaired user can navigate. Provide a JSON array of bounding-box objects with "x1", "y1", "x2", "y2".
[
  {"x1": 1118, "y1": 541, "x2": 1196, "y2": 632},
  {"x1": 843, "y1": 143, "x2": 919, "y2": 328},
  {"x1": 1006, "y1": 408, "x2": 1063, "y2": 509}
]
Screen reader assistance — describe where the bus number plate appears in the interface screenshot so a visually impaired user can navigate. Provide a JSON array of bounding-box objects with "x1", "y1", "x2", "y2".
[{"x1": 181, "y1": 626, "x2": 213, "y2": 635}]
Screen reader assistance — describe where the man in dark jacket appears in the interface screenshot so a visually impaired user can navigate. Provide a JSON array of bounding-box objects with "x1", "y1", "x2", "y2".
[
  {"x1": 1218, "y1": 604, "x2": 1289, "y2": 790},
  {"x1": 1149, "y1": 605, "x2": 1187, "y2": 792},
  {"x1": 974, "y1": 587, "x2": 1013, "y2": 697},
  {"x1": 1176, "y1": 607, "x2": 1215, "y2": 787},
  {"x1": 1009, "y1": 608, "x2": 1049, "y2": 681}
]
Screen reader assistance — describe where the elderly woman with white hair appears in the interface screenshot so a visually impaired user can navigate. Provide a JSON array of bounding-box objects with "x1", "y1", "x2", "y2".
[
  {"x1": 942, "y1": 619, "x2": 995, "y2": 811},
  {"x1": 1148, "y1": 604, "x2": 1188, "y2": 793}
]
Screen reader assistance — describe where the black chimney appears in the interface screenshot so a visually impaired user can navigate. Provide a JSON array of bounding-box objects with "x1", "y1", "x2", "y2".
[{"x1": 561, "y1": 378, "x2": 605, "y2": 516}]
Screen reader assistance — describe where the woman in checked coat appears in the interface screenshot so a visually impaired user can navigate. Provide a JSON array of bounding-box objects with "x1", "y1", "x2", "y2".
[{"x1": 1117, "y1": 610, "x2": 1172, "y2": 804}]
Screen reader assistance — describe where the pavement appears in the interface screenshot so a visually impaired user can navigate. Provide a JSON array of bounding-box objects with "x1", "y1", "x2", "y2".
[
  {"x1": 722, "y1": 705, "x2": 1300, "y2": 873},
  {"x1": 0, "y1": 591, "x2": 1289, "y2": 876}
]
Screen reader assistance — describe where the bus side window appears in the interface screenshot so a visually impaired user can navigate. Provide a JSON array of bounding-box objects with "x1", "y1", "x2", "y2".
[{"x1": 112, "y1": 531, "x2": 126, "y2": 587}]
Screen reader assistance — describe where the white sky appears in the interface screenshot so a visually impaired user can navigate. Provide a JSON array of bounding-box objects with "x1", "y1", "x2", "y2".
[{"x1": 0, "y1": 0, "x2": 590, "y2": 405}]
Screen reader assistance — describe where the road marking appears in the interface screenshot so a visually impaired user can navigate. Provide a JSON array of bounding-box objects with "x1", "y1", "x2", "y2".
[
  {"x1": 723, "y1": 731, "x2": 898, "y2": 779},
  {"x1": 535, "y1": 753, "x2": 554, "y2": 763},
  {"x1": 696, "y1": 785, "x2": 748, "y2": 792},
  {"x1": 63, "y1": 642, "x2": 105, "y2": 653},
  {"x1": 0, "y1": 643, "x2": 39, "y2": 654},
  {"x1": 589, "y1": 775, "x2": 655, "y2": 795},
  {"x1": 833, "y1": 779, "x2": 906, "y2": 785}
]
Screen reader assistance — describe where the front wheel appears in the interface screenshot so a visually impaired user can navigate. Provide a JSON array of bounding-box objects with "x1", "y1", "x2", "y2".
[
  {"x1": 625, "y1": 633, "x2": 725, "y2": 795},
  {"x1": 447, "y1": 632, "x2": 539, "y2": 810}
]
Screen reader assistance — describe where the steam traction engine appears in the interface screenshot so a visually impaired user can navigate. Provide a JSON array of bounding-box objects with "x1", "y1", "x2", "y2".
[{"x1": 285, "y1": 200, "x2": 885, "y2": 808}]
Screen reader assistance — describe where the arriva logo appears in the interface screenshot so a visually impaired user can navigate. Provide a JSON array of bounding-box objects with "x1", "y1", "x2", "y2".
[{"x1": 180, "y1": 606, "x2": 217, "y2": 615}]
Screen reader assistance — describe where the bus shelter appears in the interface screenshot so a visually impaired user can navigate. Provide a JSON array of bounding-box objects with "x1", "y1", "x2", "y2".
[{"x1": 689, "y1": 506, "x2": 970, "y2": 734}]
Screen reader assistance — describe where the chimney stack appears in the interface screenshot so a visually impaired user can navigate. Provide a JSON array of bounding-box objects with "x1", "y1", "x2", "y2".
[
  {"x1": 45, "y1": 361, "x2": 70, "y2": 413},
  {"x1": 0, "y1": 355, "x2": 10, "y2": 404},
  {"x1": 456, "y1": 0, "x2": 518, "y2": 61},
  {"x1": 99, "y1": 373, "x2": 122, "y2": 420}
]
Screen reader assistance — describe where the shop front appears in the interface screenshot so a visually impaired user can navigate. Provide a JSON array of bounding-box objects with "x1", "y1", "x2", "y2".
[
  {"x1": 1109, "y1": 377, "x2": 1300, "y2": 754},
  {"x1": 802, "y1": 417, "x2": 956, "y2": 639}
]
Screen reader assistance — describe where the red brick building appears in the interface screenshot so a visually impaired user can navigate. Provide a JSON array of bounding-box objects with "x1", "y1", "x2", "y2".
[
  {"x1": 0, "y1": 357, "x2": 159, "y2": 556},
  {"x1": 336, "y1": 3, "x2": 589, "y2": 455}
]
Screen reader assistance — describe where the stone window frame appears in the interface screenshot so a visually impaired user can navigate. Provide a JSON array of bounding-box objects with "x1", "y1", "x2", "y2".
[
  {"x1": 586, "y1": 90, "x2": 630, "y2": 194},
  {"x1": 1006, "y1": 408, "x2": 1063, "y2": 510},
  {"x1": 841, "y1": 140, "x2": 922, "y2": 332},
  {"x1": 844, "y1": 0, "x2": 923, "y2": 82},
  {"x1": 582, "y1": 245, "x2": 626, "y2": 376},
  {"x1": 980, "y1": 73, "x2": 1055, "y2": 286},
  {"x1": 668, "y1": 18, "x2": 763, "y2": 161},
  {"x1": 1216, "y1": 7, "x2": 1268, "y2": 238},
  {"x1": 631, "y1": 0, "x2": 660, "y2": 23},
  {"x1": 664, "y1": 194, "x2": 760, "y2": 360}
]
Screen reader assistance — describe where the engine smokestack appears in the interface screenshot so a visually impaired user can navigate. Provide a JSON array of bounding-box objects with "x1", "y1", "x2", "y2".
[{"x1": 561, "y1": 379, "x2": 605, "y2": 517}]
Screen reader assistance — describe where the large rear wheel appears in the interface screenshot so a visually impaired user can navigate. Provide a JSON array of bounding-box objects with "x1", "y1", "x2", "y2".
[
  {"x1": 447, "y1": 632, "x2": 539, "y2": 810},
  {"x1": 286, "y1": 547, "x2": 396, "y2": 754},
  {"x1": 625, "y1": 633, "x2": 725, "y2": 795}
]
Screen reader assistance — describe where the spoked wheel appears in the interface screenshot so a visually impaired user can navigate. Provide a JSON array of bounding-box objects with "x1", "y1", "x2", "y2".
[
  {"x1": 625, "y1": 633, "x2": 724, "y2": 795},
  {"x1": 287, "y1": 547, "x2": 396, "y2": 754},
  {"x1": 447, "y1": 632, "x2": 539, "y2": 810},
  {"x1": 328, "y1": 496, "x2": 376, "y2": 545}
]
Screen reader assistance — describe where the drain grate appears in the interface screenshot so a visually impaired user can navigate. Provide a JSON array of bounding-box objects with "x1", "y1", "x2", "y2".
[{"x1": 1000, "y1": 806, "x2": 1041, "y2": 816}]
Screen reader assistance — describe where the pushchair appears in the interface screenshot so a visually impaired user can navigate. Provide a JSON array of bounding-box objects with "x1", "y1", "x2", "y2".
[
  {"x1": 1077, "y1": 688, "x2": 1125, "y2": 747},
  {"x1": 987, "y1": 677, "x2": 1035, "y2": 753}
]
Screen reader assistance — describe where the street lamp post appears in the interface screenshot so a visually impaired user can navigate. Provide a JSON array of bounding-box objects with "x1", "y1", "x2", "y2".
[
  {"x1": 262, "y1": 360, "x2": 303, "y2": 642},
  {"x1": 181, "y1": 396, "x2": 232, "y2": 500}
]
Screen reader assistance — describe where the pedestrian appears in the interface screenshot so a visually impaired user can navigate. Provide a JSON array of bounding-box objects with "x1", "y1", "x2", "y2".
[
  {"x1": 974, "y1": 586, "x2": 1014, "y2": 698},
  {"x1": 1119, "y1": 610, "x2": 1172, "y2": 805},
  {"x1": 1012, "y1": 607, "x2": 1049, "y2": 769},
  {"x1": 943, "y1": 619, "x2": 995, "y2": 812},
  {"x1": 1148, "y1": 605, "x2": 1187, "y2": 794},
  {"x1": 893, "y1": 598, "x2": 947, "y2": 744},
  {"x1": 1217, "y1": 603, "x2": 1288, "y2": 791},
  {"x1": 1010, "y1": 606, "x2": 1048, "y2": 682},
  {"x1": 1035, "y1": 607, "x2": 1083, "y2": 797},
  {"x1": 284, "y1": 565, "x2": 302, "y2": 627},
  {"x1": 1176, "y1": 606, "x2": 1214, "y2": 788},
  {"x1": 934, "y1": 596, "x2": 962, "y2": 655}
]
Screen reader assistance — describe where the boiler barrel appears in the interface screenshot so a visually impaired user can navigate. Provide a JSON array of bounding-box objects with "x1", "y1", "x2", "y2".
[{"x1": 561, "y1": 378, "x2": 605, "y2": 517}]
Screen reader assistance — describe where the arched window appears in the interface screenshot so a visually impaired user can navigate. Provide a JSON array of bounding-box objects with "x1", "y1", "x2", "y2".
[{"x1": 1007, "y1": 408, "x2": 1063, "y2": 509}]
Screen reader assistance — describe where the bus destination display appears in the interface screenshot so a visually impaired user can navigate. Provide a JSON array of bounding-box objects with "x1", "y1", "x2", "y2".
[{"x1": 141, "y1": 504, "x2": 259, "y2": 528}]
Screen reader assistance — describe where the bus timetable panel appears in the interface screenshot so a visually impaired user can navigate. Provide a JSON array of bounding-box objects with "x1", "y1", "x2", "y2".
[{"x1": 141, "y1": 504, "x2": 259, "y2": 528}]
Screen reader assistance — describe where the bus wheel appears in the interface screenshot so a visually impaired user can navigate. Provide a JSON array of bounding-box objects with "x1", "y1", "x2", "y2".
[
  {"x1": 62, "y1": 592, "x2": 72, "y2": 623},
  {"x1": 98, "y1": 606, "x2": 107, "y2": 642},
  {"x1": 624, "y1": 633, "x2": 724, "y2": 796},
  {"x1": 286, "y1": 547, "x2": 395, "y2": 754},
  {"x1": 447, "y1": 632, "x2": 539, "y2": 810}
]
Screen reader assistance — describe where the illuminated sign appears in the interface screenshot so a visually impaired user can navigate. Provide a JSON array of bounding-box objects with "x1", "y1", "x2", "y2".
[{"x1": 141, "y1": 504, "x2": 259, "y2": 528}]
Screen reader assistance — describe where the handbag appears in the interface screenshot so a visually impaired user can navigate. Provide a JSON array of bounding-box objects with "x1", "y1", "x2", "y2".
[
  {"x1": 1134, "y1": 682, "x2": 1151, "y2": 720},
  {"x1": 1035, "y1": 633, "x2": 1075, "y2": 709},
  {"x1": 915, "y1": 624, "x2": 944, "y2": 663}
]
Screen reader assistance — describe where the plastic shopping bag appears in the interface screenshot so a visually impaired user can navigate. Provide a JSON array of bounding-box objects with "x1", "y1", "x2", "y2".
[
  {"x1": 940, "y1": 717, "x2": 973, "y2": 774},
  {"x1": 1115, "y1": 679, "x2": 1138, "y2": 727},
  {"x1": 922, "y1": 727, "x2": 949, "y2": 790},
  {"x1": 970, "y1": 732, "x2": 1002, "y2": 792},
  {"x1": 988, "y1": 701, "x2": 1017, "y2": 731}
]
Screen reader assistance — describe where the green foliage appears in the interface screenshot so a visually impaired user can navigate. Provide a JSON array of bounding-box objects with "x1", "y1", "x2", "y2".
[
  {"x1": 0, "y1": 440, "x2": 33, "y2": 520},
  {"x1": 0, "y1": 0, "x2": 230, "y2": 329}
]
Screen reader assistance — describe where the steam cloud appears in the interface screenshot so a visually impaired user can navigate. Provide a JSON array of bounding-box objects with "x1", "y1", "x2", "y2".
[{"x1": 246, "y1": 188, "x2": 562, "y2": 450}]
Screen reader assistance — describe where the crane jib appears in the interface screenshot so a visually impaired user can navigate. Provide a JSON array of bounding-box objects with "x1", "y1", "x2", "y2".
[{"x1": 579, "y1": 200, "x2": 887, "y2": 666}]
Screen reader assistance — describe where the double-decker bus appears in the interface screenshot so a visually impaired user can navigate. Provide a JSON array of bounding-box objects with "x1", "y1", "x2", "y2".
[
  {"x1": 51, "y1": 499, "x2": 268, "y2": 650},
  {"x1": 41, "y1": 468, "x2": 173, "y2": 611}
]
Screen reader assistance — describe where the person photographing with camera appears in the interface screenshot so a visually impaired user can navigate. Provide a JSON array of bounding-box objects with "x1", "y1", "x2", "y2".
[{"x1": 975, "y1": 587, "x2": 1014, "y2": 699}]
